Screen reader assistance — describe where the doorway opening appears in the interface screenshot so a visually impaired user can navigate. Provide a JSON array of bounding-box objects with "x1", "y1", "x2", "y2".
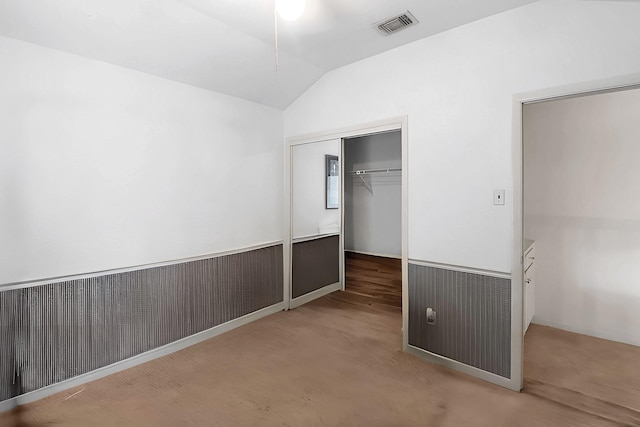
[
  {"x1": 340, "y1": 131, "x2": 402, "y2": 310},
  {"x1": 521, "y1": 85, "x2": 640, "y2": 422}
]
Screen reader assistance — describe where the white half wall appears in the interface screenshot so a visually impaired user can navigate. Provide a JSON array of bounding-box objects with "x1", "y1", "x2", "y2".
[
  {"x1": 291, "y1": 139, "x2": 341, "y2": 239},
  {"x1": 0, "y1": 36, "x2": 284, "y2": 285},
  {"x1": 523, "y1": 88, "x2": 640, "y2": 346},
  {"x1": 284, "y1": 0, "x2": 640, "y2": 273},
  {"x1": 344, "y1": 132, "x2": 401, "y2": 257}
]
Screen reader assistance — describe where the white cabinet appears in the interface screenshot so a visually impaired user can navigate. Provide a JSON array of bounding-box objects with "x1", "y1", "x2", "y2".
[{"x1": 523, "y1": 240, "x2": 536, "y2": 334}]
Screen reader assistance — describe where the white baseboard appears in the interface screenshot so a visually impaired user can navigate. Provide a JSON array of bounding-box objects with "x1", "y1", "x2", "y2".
[
  {"x1": 406, "y1": 345, "x2": 519, "y2": 391},
  {"x1": 0, "y1": 301, "x2": 286, "y2": 413},
  {"x1": 290, "y1": 282, "x2": 341, "y2": 309},
  {"x1": 531, "y1": 318, "x2": 640, "y2": 347}
]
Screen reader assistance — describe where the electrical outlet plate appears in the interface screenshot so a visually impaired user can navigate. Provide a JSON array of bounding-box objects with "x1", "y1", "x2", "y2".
[
  {"x1": 493, "y1": 189, "x2": 505, "y2": 205},
  {"x1": 426, "y1": 307, "x2": 436, "y2": 325}
]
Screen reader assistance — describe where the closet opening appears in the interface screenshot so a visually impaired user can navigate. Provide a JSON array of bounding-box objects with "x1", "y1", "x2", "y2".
[
  {"x1": 286, "y1": 117, "x2": 408, "y2": 348},
  {"x1": 340, "y1": 130, "x2": 402, "y2": 309},
  {"x1": 521, "y1": 85, "x2": 640, "y2": 418}
]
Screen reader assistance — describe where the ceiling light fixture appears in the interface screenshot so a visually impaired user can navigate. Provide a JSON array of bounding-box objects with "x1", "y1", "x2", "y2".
[{"x1": 275, "y1": 0, "x2": 305, "y2": 21}]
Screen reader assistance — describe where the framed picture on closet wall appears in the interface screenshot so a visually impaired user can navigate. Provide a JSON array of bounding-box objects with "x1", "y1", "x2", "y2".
[{"x1": 326, "y1": 154, "x2": 339, "y2": 209}]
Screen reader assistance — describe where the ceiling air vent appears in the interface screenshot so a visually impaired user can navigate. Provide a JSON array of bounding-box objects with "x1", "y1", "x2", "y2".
[{"x1": 376, "y1": 11, "x2": 418, "y2": 35}]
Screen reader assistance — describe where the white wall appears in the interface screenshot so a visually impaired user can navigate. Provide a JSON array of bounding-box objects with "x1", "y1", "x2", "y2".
[
  {"x1": 524, "y1": 88, "x2": 640, "y2": 346},
  {"x1": 284, "y1": 0, "x2": 640, "y2": 273},
  {"x1": 291, "y1": 139, "x2": 341, "y2": 239},
  {"x1": 344, "y1": 132, "x2": 401, "y2": 257},
  {"x1": 0, "y1": 36, "x2": 284, "y2": 285}
]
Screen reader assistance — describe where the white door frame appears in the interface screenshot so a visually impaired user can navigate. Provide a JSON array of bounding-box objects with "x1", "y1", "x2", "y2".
[
  {"x1": 512, "y1": 74, "x2": 640, "y2": 391},
  {"x1": 284, "y1": 116, "x2": 409, "y2": 349}
]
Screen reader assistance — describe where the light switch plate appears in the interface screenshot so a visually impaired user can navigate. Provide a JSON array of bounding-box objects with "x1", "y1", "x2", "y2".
[{"x1": 494, "y1": 189, "x2": 505, "y2": 205}]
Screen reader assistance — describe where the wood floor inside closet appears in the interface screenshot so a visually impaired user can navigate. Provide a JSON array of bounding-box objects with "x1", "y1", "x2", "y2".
[{"x1": 343, "y1": 252, "x2": 402, "y2": 309}]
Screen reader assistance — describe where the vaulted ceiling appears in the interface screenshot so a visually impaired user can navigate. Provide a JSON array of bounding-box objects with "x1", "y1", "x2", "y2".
[{"x1": 0, "y1": 0, "x2": 538, "y2": 109}]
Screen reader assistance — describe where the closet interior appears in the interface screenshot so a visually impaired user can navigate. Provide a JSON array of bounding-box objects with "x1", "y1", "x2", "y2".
[{"x1": 342, "y1": 131, "x2": 402, "y2": 308}]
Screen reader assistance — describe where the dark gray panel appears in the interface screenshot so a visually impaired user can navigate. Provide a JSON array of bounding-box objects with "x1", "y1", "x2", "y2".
[
  {"x1": 0, "y1": 244, "x2": 283, "y2": 402},
  {"x1": 0, "y1": 290, "x2": 20, "y2": 400},
  {"x1": 292, "y1": 235, "x2": 339, "y2": 298},
  {"x1": 408, "y1": 263, "x2": 511, "y2": 378}
]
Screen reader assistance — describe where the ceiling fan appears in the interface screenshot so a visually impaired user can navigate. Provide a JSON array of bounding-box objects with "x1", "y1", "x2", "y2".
[{"x1": 274, "y1": 0, "x2": 306, "y2": 70}]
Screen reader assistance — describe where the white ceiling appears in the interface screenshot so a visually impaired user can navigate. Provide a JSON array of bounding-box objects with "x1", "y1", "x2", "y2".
[{"x1": 0, "y1": 0, "x2": 537, "y2": 109}]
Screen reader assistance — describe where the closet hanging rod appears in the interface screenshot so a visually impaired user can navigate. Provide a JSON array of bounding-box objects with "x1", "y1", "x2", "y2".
[{"x1": 348, "y1": 168, "x2": 402, "y2": 175}]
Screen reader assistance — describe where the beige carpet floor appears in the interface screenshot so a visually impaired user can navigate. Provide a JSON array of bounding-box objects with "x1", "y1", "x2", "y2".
[
  {"x1": 0, "y1": 292, "x2": 626, "y2": 426},
  {"x1": 524, "y1": 323, "x2": 640, "y2": 425}
]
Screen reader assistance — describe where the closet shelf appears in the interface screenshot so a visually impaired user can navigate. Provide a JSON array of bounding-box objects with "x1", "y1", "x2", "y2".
[
  {"x1": 348, "y1": 168, "x2": 402, "y2": 175},
  {"x1": 349, "y1": 168, "x2": 401, "y2": 195}
]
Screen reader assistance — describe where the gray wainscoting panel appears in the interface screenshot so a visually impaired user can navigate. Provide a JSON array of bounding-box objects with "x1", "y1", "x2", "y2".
[
  {"x1": 0, "y1": 244, "x2": 283, "y2": 402},
  {"x1": 292, "y1": 235, "x2": 339, "y2": 299},
  {"x1": 408, "y1": 263, "x2": 511, "y2": 378},
  {"x1": 0, "y1": 290, "x2": 20, "y2": 400}
]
